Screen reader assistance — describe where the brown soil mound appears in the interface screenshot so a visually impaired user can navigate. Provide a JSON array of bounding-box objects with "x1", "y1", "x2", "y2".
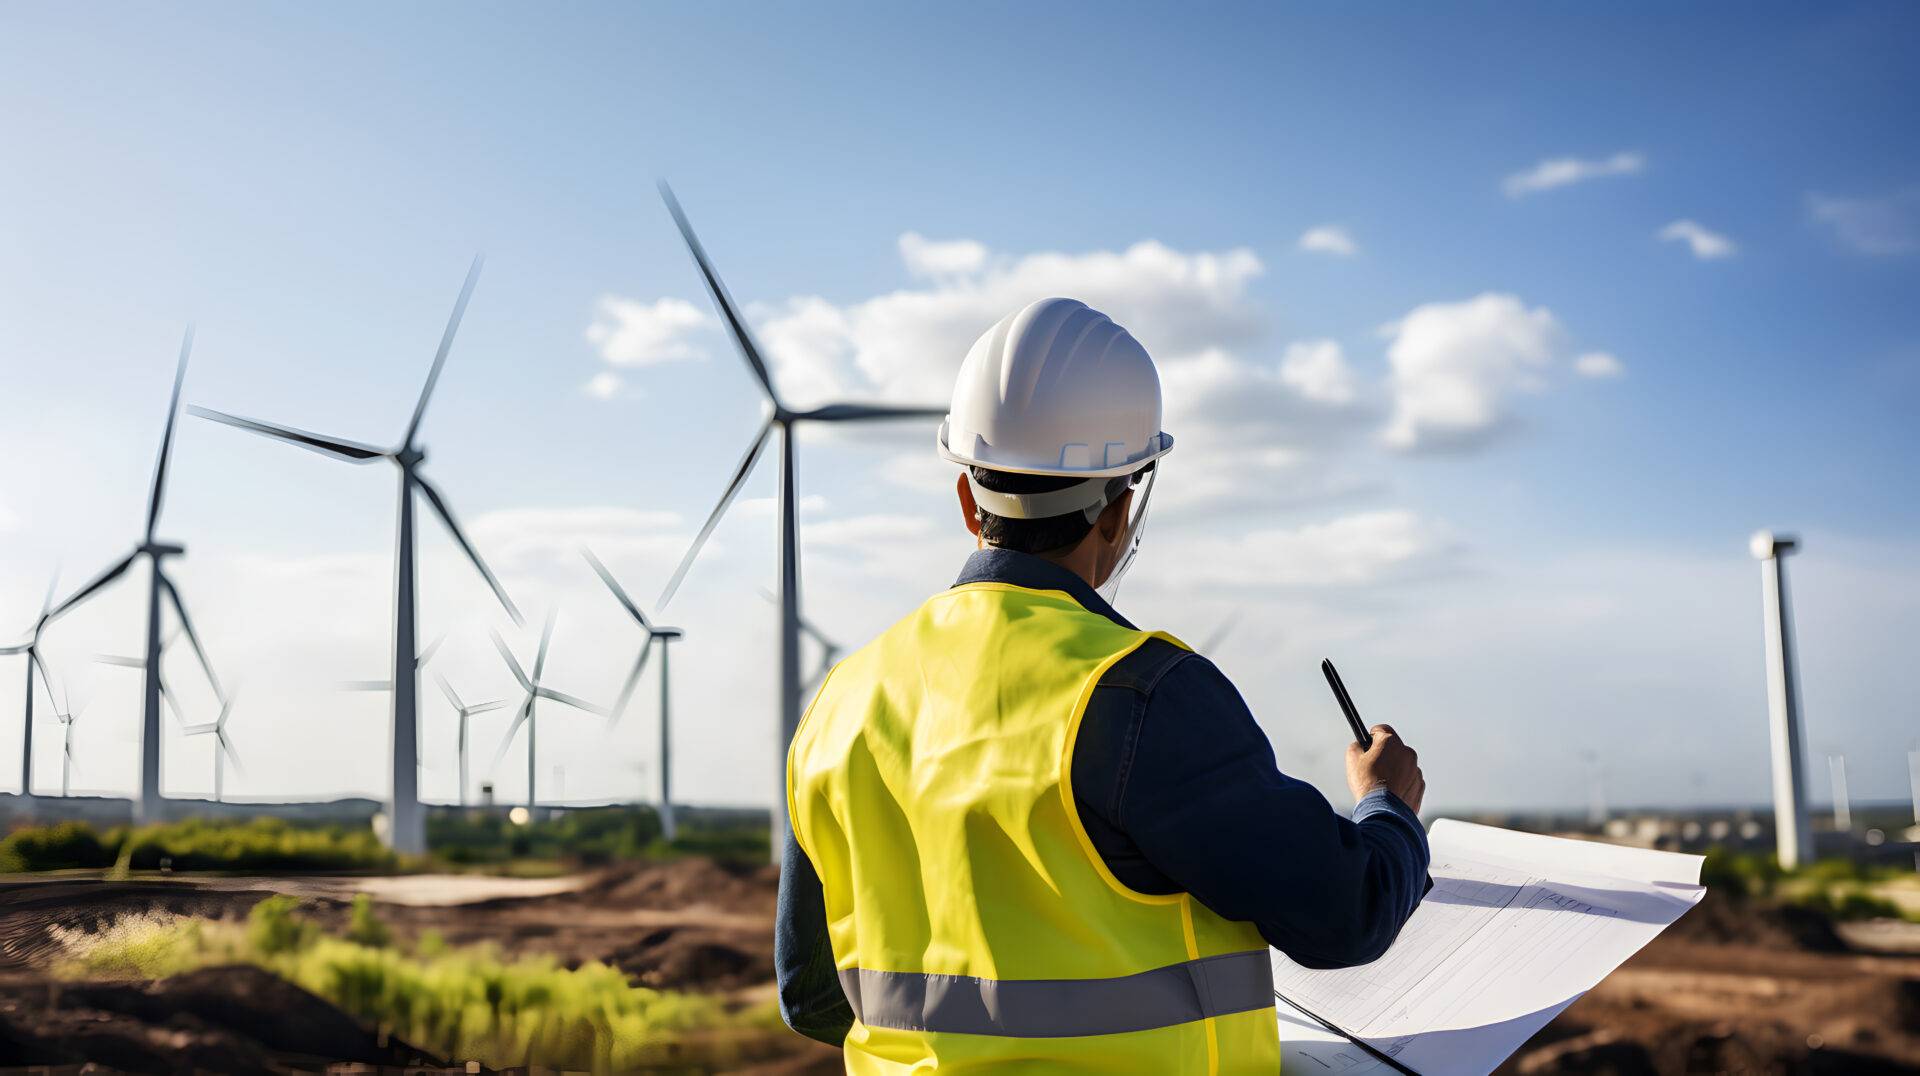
[{"x1": 0, "y1": 964, "x2": 446, "y2": 1072}]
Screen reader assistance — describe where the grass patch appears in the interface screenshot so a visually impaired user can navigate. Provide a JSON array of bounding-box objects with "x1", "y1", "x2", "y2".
[{"x1": 55, "y1": 895, "x2": 769, "y2": 1071}]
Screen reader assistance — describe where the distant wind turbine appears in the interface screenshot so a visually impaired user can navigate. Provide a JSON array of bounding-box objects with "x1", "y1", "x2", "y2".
[
  {"x1": 44, "y1": 333, "x2": 224, "y2": 822},
  {"x1": 190, "y1": 260, "x2": 519, "y2": 854},
  {"x1": 2, "y1": 573, "x2": 62, "y2": 797},
  {"x1": 655, "y1": 183, "x2": 945, "y2": 856},
  {"x1": 183, "y1": 691, "x2": 242, "y2": 803},
  {"x1": 587, "y1": 549, "x2": 684, "y2": 841},
  {"x1": 435, "y1": 673, "x2": 507, "y2": 808},
  {"x1": 490, "y1": 614, "x2": 604, "y2": 820},
  {"x1": 53, "y1": 693, "x2": 85, "y2": 798}
]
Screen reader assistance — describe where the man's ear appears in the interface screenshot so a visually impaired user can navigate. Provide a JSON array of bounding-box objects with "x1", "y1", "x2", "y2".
[
  {"x1": 1095, "y1": 488, "x2": 1133, "y2": 542},
  {"x1": 957, "y1": 472, "x2": 983, "y2": 538}
]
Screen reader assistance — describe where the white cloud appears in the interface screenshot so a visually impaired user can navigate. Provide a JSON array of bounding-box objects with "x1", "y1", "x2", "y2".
[
  {"x1": 1657, "y1": 219, "x2": 1737, "y2": 260},
  {"x1": 583, "y1": 371, "x2": 623, "y2": 399},
  {"x1": 1382, "y1": 293, "x2": 1564, "y2": 450},
  {"x1": 466, "y1": 506, "x2": 686, "y2": 574},
  {"x1": 583, "y1": 296, "x2": 710, "y2": 367},
  {"x1": 1502, "y1": 151, "x2": 1645, "y2": 198},
  {"x1": 1808, "y1": 188, "x2": 1920, "y2": 256},
  {"x1": 898, "y1": 233, "x2": 988, "y2": 277},
  {"x1": 1161, "y1": 510, "x2": 1455, "y2": 588},
  {"x1": 1298, "y1": 225, "x2": 1359, "y2": 257},
  {"x1": 1574, "y1": 351, "x2": 1625, "y2": 379},
  {"x1": 1278, "y1": 340, "x2": 1359, "y2": 405},
  {"x1": 755, "y1": 239, "x2": 1265, "y2": 408}
]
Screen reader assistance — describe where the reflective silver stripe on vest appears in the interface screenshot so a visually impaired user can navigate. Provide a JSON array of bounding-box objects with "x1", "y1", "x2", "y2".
[{"x1": 837, "y1": 949, "x2": 1274, "y2": 1038}]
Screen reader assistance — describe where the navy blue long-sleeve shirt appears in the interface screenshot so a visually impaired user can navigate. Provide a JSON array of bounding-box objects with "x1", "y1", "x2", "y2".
[{"x1": 775, "y1": 548, "x2": 1431, "y2": 1044}]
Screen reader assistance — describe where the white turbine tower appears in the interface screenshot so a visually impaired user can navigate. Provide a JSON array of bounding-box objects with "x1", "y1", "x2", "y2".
[
  {"x1": 654, "y1": 183, "x2": 945, "y2": 858},
  {"x1": 54, "y1": 695, "x2": 84, "y2": 799},
  {"x1": 586, "y1": 549, "x2": 685, "y2": 842},
  {"x1": 490, "y1": 614, "x2": 604, "y2": 820},
  {"x1": 2, "y1": 574, "x2": 61, "y2": 798},
  {"x1": 1751, "y1": 530, "x2": 1812, "y2": 870},
  {"x1": 190, "y1": 260, "x2": 520, "y2": 855},
  {"x1": 435, "y1": 674, "x2": 507, "y2": 808},
  {"x1": 183, "y1": 692, "x2": 241, "y2": 803},
  {"x1": 1826, "y1": 751, "x2": 1852, "y2": 835},
  {"x1": 45, "y1": 334, "x2": 224, "y2": 822}
]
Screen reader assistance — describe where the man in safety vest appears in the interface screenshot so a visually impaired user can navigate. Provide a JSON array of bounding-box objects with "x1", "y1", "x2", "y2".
[{"x1": 777, "y1": 297, "x2": 1431, "y2": 1073}]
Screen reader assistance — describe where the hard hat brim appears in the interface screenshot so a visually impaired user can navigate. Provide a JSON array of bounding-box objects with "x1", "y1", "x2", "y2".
[{"x1": 936, "y1": 419, "x2": 1173, "y2": 480}]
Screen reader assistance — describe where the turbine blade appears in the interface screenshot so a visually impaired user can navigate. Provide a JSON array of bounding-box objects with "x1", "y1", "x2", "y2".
[
  {"x1": 146, "y1": 328, "x2": 194, "y2": 543},
  {"x1": 489, "y1": 629, "x2": 533, "y2": 692},
  {"x1": 435, "y1": 672, "x2": 464, "y2": 713},
  {"x1": 611, "y1": 634, "x2": 654, "y2": 726},
  {"x1": 338, "y1": 680, "x2": 391, "y2": 692},
  {"x1": 188, "y1": 407, "x2": 389, "y2": 463},
  {"x1": 1200, "y1": 610, "x2": 1242, "y2": 655},
  {"x1": 404, "y1": 255, "x2": 484, "y2": 449},
  {"x1": 218, "y1": 730, "x2": 243, "y2": 772},
  {"x1": 794, "y1": 403, "x2": 947, "y2": 423},
  {"x1": 535, "y1": 686, "x2": 608, "y2": 717},
  {"x1": 418, "y1": 632, "x2": 447, "y2": 669},
  {"x1": 415, "y1": 474, "x2": 521, "y2": 624},
  {"x1": 215, "y1": 690, "x2": 236, "y2": 730},
  {"x1": 490, "y1": 704, "x2": 530, "y2": 773},
  {"x1": 160, "y1": 676, "x2": 190, "y2": 730},
  {"x1": 582, "y1": 548, "x2": 651, "y2": 630},
  {"x1": 531, "y1": 610, "x2": 556, "y2": 683},
  {"x1": 658, "y1": 417, "x2": 774, "y2": 608},
  {"x1": 183, "y1": 722, "x2": 218, "y2": 735},
  {"x1": 466, "y1": 700, "x2": 509, "y2": 715},
  {"x1": 96, "y1": 654, "x2": 145, "y2": 668},
  {"x1": 159, "y1": 573, "x2": 223, "y2": 700},
  {"x1": 0, "y1": 642, "x2": 27, "y2": 655},
  {"x1": 38, "y1": 569, "x2": 60, "y2": 621},
  {"x1": 658, "y1": 182, "x2": 782, "y2": 408},
  {"x1": 47, "y1": 553, "x2": 138, "y2": 622}
]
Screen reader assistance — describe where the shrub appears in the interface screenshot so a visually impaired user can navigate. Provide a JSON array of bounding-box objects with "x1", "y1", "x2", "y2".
[
  {"x1": 345, "y1": 893, "x2": 391, "y2": 948},
  {"x1": 0, "y1": 820, "x2": 116, "y2": 872},
  {"x1": 248, "y1": 895, "x2": 318, "y2": 955}
]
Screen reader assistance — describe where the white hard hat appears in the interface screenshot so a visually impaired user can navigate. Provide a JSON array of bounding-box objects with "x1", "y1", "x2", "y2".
[{"x1": 938, "y1": 297, "x2": 1173, "y2": 482}]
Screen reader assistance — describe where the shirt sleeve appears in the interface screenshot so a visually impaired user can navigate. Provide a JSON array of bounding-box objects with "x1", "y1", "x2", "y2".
[
  {"x1": 774, "y1": 828, "x2": 854, "y2": 1044},
  {"x1": 1111, "y1": 653, "x2": 1431, "y2": 969}
]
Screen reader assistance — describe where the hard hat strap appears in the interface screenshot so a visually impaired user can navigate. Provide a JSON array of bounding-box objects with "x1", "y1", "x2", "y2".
[{"x1": 964, "y1": 472, "x2": 1116, "y2": 523}]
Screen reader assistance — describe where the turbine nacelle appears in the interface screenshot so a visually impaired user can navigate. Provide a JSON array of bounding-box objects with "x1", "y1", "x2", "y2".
[{"x1": 139, "y1": 541, "x2": 186, "y2": 558}]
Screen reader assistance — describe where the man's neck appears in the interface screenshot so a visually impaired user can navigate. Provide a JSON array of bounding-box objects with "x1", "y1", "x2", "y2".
[{"x1": 980, "y1": 538, "x2": 1102, "y2": 592}]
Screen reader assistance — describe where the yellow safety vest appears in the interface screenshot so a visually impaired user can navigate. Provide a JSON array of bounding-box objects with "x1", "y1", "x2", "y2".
[{"x1": 789, "y1": 581, "x2": 1280, "y2": 1074}]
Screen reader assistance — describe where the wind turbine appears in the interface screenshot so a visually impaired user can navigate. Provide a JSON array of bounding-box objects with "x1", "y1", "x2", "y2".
[
  {"x1": 53, "y1": 695, "x2": 85, "y2": 798},
  {"x1": 2, "y1": 573, "x2": 62, "y2": 797},
  {"x1": 190, "y1": 260, "x2": 520, "y2": 855},
  {"x1": 586, "y1": 549, "x2": 684, "y2": 841},
  {"x1": 44, "y1": 333, "x2": 224, "y2": 822},
  {"x1": 435, "y1": 673, "x2": 506, "y2": 808},
  {"x1": 490, "y1": 614, "x2": 603, "y2": 820},
  {"x1": 183, "y1": 692, "x2": 241, "y2": 803},
  {"x1": 654, "y1": 183, "x2": 945, "y2": 856}
]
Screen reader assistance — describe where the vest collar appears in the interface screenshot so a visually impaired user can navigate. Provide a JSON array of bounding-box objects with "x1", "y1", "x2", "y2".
[{"x1": 953, "y1": 547, "x2": 1137, "y2": 630}]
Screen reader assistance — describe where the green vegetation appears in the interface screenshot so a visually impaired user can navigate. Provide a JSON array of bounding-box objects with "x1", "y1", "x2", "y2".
[
  {"x1": 427, "y1": 805, "x2": 768, "y2": 867},
  {"x1": 55, "y1": 896, "x2": 773, "y2": 1071},
  {"x1": 2, "y1": 809, "x2": 768, "y2": 876},
  {"x1": 0, "y1": 818, "x2": 397, "y2": 874},
  {"x1": 1699, "y1": 847, "x2": 1917, "y2": 922}
]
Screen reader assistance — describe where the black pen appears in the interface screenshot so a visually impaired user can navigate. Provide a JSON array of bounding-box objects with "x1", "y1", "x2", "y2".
[{"x1": 1321, "y1": 659, "x2": 1373, "y2": 749}]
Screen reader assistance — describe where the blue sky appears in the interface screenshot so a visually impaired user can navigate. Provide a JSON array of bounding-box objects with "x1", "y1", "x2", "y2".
[{"x1": 2, "y1": 4, "x2": 1916, "y2": 815}]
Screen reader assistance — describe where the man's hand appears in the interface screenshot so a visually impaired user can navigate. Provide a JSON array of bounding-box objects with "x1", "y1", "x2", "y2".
[{"x1": 1345, "y1": 724, "x2": 1424, "y2": 813}]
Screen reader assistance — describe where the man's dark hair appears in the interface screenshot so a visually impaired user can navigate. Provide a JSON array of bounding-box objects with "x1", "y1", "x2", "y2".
[{"x1": 970, "y1": 466, "x2": 1133, "y2": 556}]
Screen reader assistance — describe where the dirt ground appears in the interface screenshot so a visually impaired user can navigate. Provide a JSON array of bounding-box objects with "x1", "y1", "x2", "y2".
[{"x1": 0, "y1": 865, "x2": 1916, "y2": 1074}]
